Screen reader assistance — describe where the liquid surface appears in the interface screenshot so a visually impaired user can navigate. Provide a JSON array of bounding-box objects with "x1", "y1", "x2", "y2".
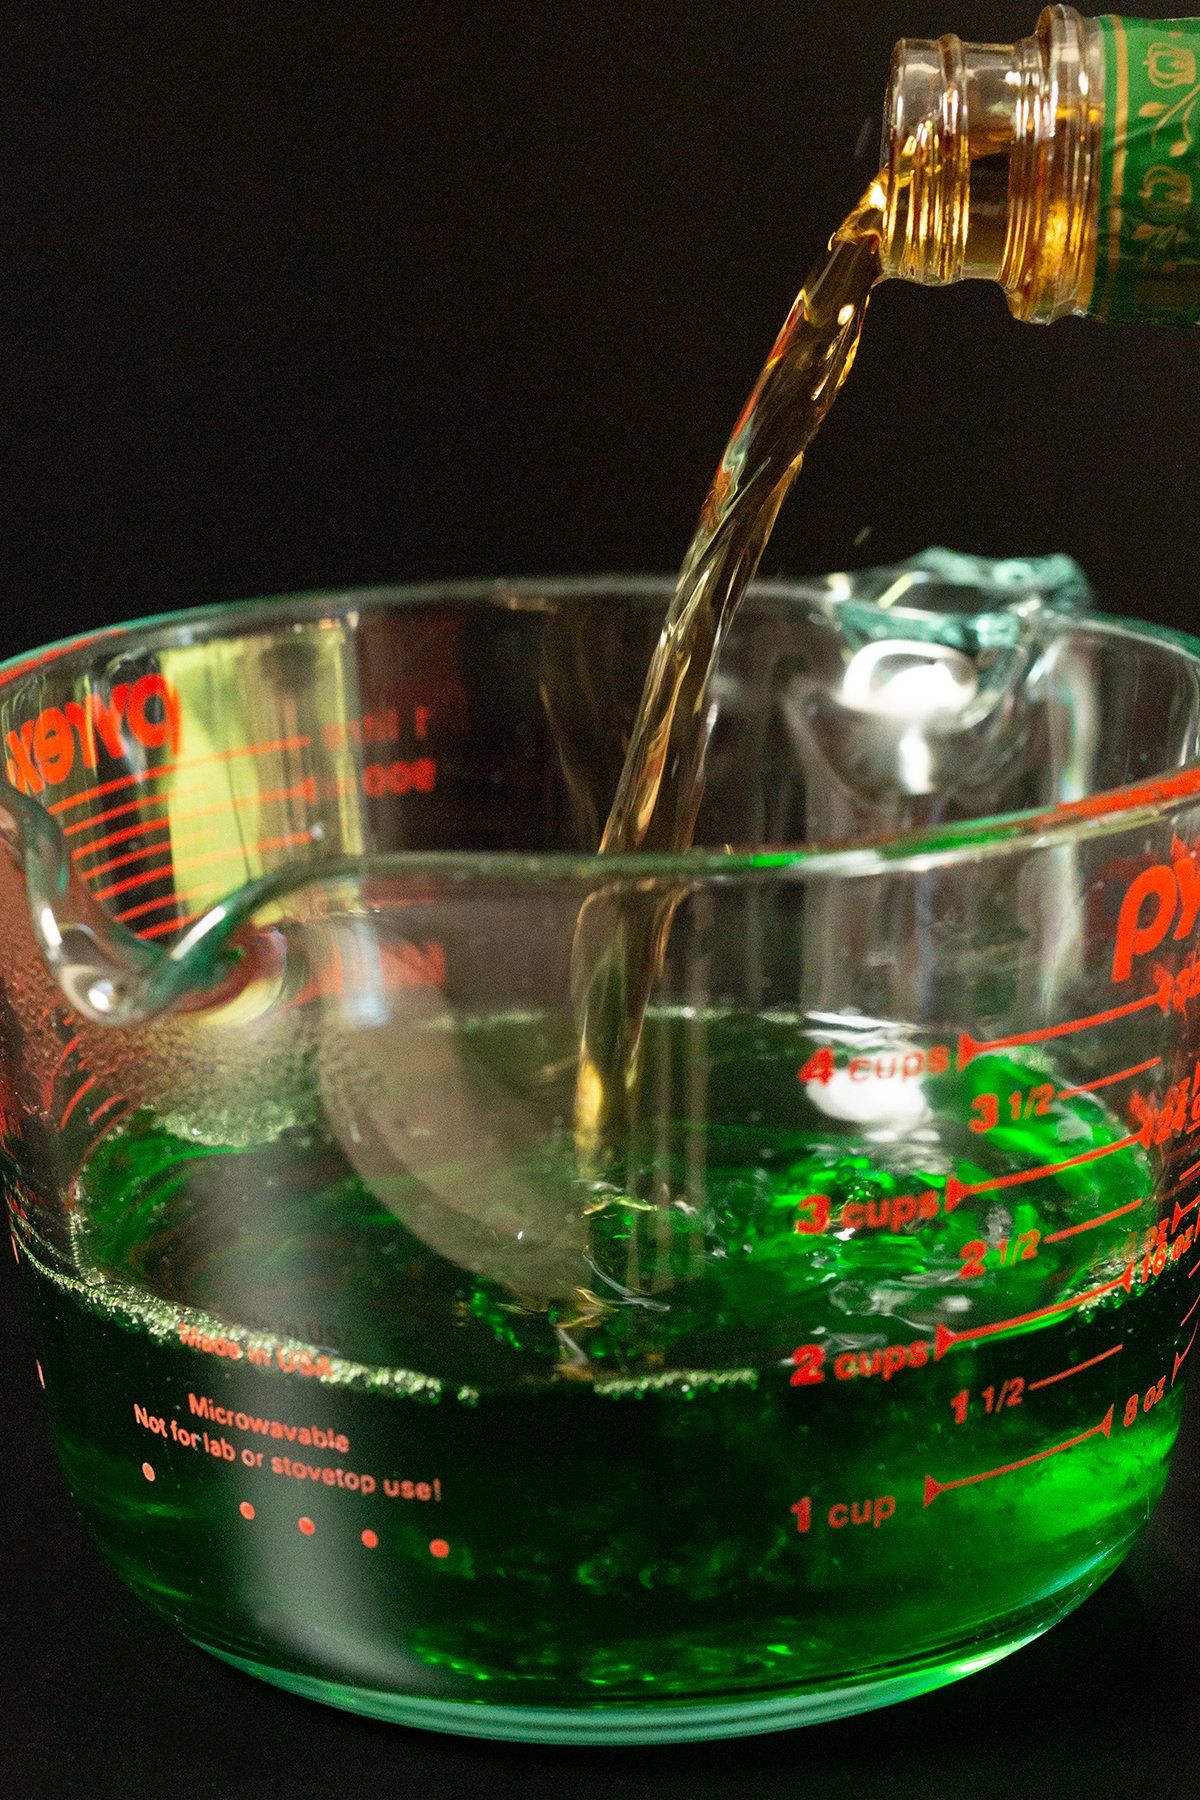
[{"x1": 19, "y1": 1011, "x2": 1194, "y2": 1712}]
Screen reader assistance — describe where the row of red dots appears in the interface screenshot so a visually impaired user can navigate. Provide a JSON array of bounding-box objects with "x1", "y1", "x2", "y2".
[{"x1": 141, "y1": 1462, "x2": 449, "y2": 1557}]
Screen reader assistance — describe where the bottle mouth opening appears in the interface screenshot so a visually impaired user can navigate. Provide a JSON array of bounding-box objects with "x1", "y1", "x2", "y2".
[
  {"x1": 878, "y1": 6, "x2": 1101, "y2": 319},
  {"x1": 879, "y1": 31, "x2": 974, "y2": 287}
]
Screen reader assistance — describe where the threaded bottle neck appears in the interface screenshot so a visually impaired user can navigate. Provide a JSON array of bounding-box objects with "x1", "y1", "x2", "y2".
[{"x1": 879, "y1": 5, "x2": 1104, "y2": 322}]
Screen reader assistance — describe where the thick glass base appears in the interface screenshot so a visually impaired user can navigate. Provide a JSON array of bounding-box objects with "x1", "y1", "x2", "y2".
[{"x1": 204, "y1": 1633, "x2": 1033, "y2": 1744}]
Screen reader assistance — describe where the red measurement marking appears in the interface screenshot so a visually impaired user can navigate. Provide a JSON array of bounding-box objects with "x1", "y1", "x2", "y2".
[
  {"x1": 1057, "y1": 1057, "x2": 1162, "y2": 1100},
  {"x1": 159, "y1": 775, "x2": 318, "y2": 823},
  {"x1": 79, "y1": 1080, "x2": 118, "y2": 1123},
  {"x1": 80, "y1": 834, "x2": 182, "y2": 882},
  {"x1": 72, "y1": 817, "x2": 173, "y2": 865},
  {"x1": 87, "y1": 1101, "x2": 132, "y2": 1148},
  {"x1": 115, "y1": 893, "x2": 183, "y2": 925},
  {"x1": 73, "y1": 776, "x2": 319, "y2": 869},
  {"x1": 923, "y1": 1405, "x2": 1114, "y2": 1505},
  {"x1": 46, "y1": 735, "x2": 313, "y2": 815},
  {"x1": 93, "y1": 830, "x2": 313, "y2": 903},
  {"x1": 139, "y1": 911, "x2": 205, "y2": 941},
  {"x1": 361, "y1": 1529, "x2": 379, "y2": 1549},
  {"x1": 1173, "y1": 1326, "x2": 1198, "y2": 1386},
  {"x1": 87, "y1": 1080, "x2": 125, "y2": 1123},
  {"x1": 59, "y1": 1074, "x2": 98, "y2": 1128},
  {"x1": 1165, "y1": 1156, "x2": 1200, "y2": 1199},
  {"x1": 956, "y1": 976, "x2": 1171, "y2": 1069},
  {"x1": 54, "y1": 775, "x2": 169, "y2": 816},
  {"x1": 71, "y1": 775, "x2": 316, "y2": 849},
  {"x1": 298, "y1": 1516, "x2": 315, "y2": 1536},
  {"x1": 239, "y1": 1502, "x2": 255, "y2": 1521},
  {"x1": 83, "y1": 821, "x2": 242, "y2": 881},
  {"x1": 1173, "y1": 1195, "x2": 1200, "y2": 1233},
  {"x1": 429, "y1": 1538, "x2": 450, "y2": 1559},
  {"x1": 141, "y1": 1461, "x2": 156, "y2": 1482},
  {"x1": 1026, "y1": 1343, "x2": 1124, "y2": 1391},
  {"x1": 935, "y1": 1263, "x2": 1136, "y2": 1359},
  {"x1": 1183, "y1": 1293, "x2": 1200, "y2": 1329},
  {"x1": 87, "y1": 1093, "x2": 127, "y2": 1129},
  {"x1": 64, "y1": 793, "x2": 170, "y2": 838},
  {"x1": 1190, "y1": 1258, "x2": 1200, "y2": 1281},
  {"x1": 72, "y1": 1104, "x2": 133, "y2": 1182},
  {"x1": 175, "y1": 830, "x2": 314, "y2": 877},
  {"x1": 946, "y1": 1130, "x2": 1150, "y2": 1210},
  {"x1": 94, "y1": 861, "x2": 176, "y2": 903},
  {"x1": 1170, "y1": 1165, "x2": 1200, "y2": 1229},
  {"x1": 1042, "y1": 1197, "x2": 1146, "y2": 1244},
  {"x1": 46, "y1": 1032, "x2": 81, "y2": 1087}
]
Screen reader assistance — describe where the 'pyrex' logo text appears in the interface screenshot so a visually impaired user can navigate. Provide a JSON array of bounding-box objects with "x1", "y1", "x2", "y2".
[
  {"x1": 5, "y1": 676, "x2": 182, "y2": 796},
  {"x1": 1113, "y1": 849, "x2": 1200, "y2": 982}
]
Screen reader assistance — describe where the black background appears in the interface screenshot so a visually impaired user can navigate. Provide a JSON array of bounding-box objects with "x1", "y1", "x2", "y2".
[
  {"x1": 2, "y1": 0, "x2": 1198, "y2": 643},
  {"x1": 4, "y1": 2, "x2": 1200, "y2": 1795}
]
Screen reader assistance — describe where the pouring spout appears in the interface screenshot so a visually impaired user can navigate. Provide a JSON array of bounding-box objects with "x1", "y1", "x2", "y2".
[{"x1": 770, "y1": 549, "x2": 1096, "y2": 831}]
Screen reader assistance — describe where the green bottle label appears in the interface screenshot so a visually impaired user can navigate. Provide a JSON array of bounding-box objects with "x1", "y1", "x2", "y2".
[{"x1": 1092, "y1": 14, "x2": 1200, "y2": 324}]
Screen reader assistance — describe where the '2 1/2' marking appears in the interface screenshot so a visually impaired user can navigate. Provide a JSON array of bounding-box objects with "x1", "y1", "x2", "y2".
[{"x1": 959, "y1": 1230, "x2": 1040, "y2": 1279}]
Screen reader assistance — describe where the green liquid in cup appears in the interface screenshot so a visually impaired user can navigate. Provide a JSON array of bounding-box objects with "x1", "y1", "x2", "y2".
[{"x1": 15, "y1": 1009, "x2": 1191, "y2": 1733}]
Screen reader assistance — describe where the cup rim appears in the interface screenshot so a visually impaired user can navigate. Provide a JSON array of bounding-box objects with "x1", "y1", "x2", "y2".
[{"x1": 4, "y1": 573, "x2": 1200, "y2": 885}]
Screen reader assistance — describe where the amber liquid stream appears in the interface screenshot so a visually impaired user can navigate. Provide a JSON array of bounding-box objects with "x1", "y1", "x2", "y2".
[{"x1": 573, "y1": 179, "x2": 886, "y2": 1165}]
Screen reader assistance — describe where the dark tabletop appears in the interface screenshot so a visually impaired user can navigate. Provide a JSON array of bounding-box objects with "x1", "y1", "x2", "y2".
[{"x1": 3, "y1": 1231, "x2": 1198, "y2": 1800}]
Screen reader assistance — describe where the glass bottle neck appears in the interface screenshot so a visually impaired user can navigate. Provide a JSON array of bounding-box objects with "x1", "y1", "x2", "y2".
[{"x1": 878, "y1": 5, "x2": 1105, "y2": 322}]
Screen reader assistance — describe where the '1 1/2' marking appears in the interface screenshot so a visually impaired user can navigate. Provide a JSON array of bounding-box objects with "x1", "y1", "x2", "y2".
[{"x1": 949, "y1": 1379, "x2": 1024, "y2": 1423}]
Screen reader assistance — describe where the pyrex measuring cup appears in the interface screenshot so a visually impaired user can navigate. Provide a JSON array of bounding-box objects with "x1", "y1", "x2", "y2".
[{"x1": 5, "y1": 555, "x2": 1200, "y2": 1744}]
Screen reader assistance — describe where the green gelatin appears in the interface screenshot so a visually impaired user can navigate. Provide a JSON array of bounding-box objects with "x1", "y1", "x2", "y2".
[{"x1": 11, "y1": 1009, "x2": 1194, "y2": 1741}]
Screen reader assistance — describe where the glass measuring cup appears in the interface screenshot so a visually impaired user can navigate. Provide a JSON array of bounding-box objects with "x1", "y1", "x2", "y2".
[{"x1": 3, "y1": 554, "x2": 1200, "y2": 1744}]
